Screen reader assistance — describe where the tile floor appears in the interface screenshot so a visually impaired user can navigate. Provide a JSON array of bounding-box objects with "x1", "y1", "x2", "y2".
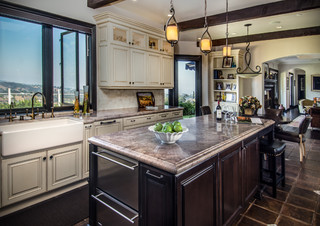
[{"x1": 235, "y1": 132, "x2": 320, "y2": 226}]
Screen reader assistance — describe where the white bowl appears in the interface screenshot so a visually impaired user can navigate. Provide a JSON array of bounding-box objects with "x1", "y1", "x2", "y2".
[{"x1": 148, "y1": 126, "x2": 188, "y2": 144}]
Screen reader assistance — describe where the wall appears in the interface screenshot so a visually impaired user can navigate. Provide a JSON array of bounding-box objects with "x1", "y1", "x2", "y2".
[
  {"x1": 229, "y1": 35, "x2": 320, "y2": 110},
  {"x1": 175, "y1": 41, "x2": 209, "y2": 106}
]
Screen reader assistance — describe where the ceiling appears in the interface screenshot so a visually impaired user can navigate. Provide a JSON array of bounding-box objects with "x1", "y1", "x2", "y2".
[{"x1": 101, "y1": 0, "x2": 320, "y2": 64}]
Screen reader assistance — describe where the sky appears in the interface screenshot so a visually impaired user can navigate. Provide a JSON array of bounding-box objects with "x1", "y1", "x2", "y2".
[{"x1": 0, "y1": 16, "x2": 86, "y2": 89}]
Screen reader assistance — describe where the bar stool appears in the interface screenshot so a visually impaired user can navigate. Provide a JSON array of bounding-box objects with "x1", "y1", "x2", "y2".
[{"x1": 260, "y1": 139, "x2": 286, "y2": 198}]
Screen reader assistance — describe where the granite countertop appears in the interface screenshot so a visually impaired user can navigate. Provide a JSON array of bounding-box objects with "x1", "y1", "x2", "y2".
[
  {"x1": 0, "y1": 105, "x2": 183, "y2": 126},
  {"x1": 89, "y1": 115, "x2": 274, "y2": 175}
]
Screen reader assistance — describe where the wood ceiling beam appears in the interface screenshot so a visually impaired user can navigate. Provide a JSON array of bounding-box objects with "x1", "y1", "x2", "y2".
[
  {"x1": 210, "y1": 26, "x2": 320, "y2": 46},
  {"x1": 179, "y1": 0, "x2": 320, "y2": 31},
  {"x1": 87, "y1": 0, "x2": 121, "y2": 9}
]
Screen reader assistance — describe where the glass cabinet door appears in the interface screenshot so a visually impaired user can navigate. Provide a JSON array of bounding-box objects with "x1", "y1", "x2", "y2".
[
  {"x1": 148, "y1": 36, "x2": 160, "y2": 51},
  {"x1": 162, "y1": 39, "x2": 174, "y2": 55},
  {"x1": 131, "y1": 30, "x2": 146, "y2": 49},
  {"x1": 111, "y1": 24, "x2": 129, "y2": 45}
]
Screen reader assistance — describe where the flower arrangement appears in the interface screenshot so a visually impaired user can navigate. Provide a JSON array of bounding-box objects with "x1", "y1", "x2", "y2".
[{"x1": 239, "y1": 96, "x2": 262, "y2": 115}]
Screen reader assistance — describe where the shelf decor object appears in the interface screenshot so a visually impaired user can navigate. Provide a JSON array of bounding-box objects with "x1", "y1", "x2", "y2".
[
  {"x1": 199, "y1": 0, "x2": 212, "y2": 55},
  {"x1": 236, "y1": 24, "x2": 261, "y2": 78},
  {"x1": 223, "y1": 0, "x2": 231, "y2": 57},
  {"x1": 164, "y1": 0, "x2": 179, "y2": 47},
  {"x1": 239, "y1": 96, "x2": 262, "y2": 116}
]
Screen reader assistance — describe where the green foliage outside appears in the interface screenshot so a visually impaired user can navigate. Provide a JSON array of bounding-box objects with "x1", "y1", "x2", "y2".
[{"x1": 0, "y1": 97, "x2": 42, "y2": 109}]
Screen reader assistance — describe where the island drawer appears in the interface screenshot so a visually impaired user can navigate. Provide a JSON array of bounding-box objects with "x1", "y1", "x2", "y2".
[
  {"x1": 169, "y1": 110, "x2": 183, "y2": 118},
  {"x1": 92, "y1": 148, "x2": 139, "y2": 210},
  {"x1": 123, "y1": 114, "x2": 157, "y2": 127}
]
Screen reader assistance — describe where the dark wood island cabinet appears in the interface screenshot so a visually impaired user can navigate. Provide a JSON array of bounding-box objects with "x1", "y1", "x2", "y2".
[{"x1": 89, "y1": 116, "x2": 274, "y2": 226}]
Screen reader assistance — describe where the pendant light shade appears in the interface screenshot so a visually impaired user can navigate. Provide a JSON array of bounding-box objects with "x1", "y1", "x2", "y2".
[
  {"x1": 200, "y1": 0, "x2": 212, "y2": 55},
  {"x1": 165, "y1": 0, "x2": 179, "y2": 47},
  {"x1": 237, "y1": 24, "x2": 261, "y2": 78},
  {"x1": 223, "y1": 0, "x2": 231, "y2": 57}
]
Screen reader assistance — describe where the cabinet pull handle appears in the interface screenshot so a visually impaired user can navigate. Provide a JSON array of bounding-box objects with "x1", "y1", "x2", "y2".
[
  {"x1": 100, "y1": 120, "x2": 116, "y2": 125},
  {"x1": 147, "y1": 117, "x2": 151, "y2": 120},
  {"x1": 173, "y1": 112, "x2": 179, "y2": 115},
  {"x1": 92, "y1": 190, "x2": 138, "y2": 224},
  {"x1": 131, "y1": 119, "x2": 136, "y2": 122},
  {"x1": 85, "y1": 125, "x2": 92, "y2": 128},
  {"x1": 43, "y1": 157, "x2": 46, "y2": 161},
  {"x1": 160, "y1": 115, "x2": 166, "y2": 117},
  {"x1": 92, "y1": 152, "x2": 138, "y2": 170},
  {"x1": 146, "y1": 170, "x2": 163, "y2": 179},
  {"x1": 50, "y1": 155, "x2": 53, "y2": 160}
]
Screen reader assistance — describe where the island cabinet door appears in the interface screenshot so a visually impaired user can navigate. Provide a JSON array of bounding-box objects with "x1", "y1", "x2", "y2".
[
  {"x1": 219, "y1": 142, "x2": 243, "y2": 226},
  {"x1": 176, "y1": 156, "x2": 218, "y2": 226},
  {"x1": 139, "y1": 163, "x2": 174, "y2": 226},
  {"x1": 242, "y1": 136, "x2": 259, "y2": 204}
]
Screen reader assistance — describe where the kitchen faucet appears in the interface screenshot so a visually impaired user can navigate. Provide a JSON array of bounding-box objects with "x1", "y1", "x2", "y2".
[{"x1": 31, "y1": 92, "x2": 46, "y2": 120}]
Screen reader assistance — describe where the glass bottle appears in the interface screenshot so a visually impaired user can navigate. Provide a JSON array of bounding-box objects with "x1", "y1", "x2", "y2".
[
  {"x1": 83, "y1": 85, "x2": 90, "y2": 116},
  {"x1": 216, "y1": 100, "x2": 222, "y2": 121},
  {"x1": 74, "y1": 91, "x2": 80, "y2": 116}
]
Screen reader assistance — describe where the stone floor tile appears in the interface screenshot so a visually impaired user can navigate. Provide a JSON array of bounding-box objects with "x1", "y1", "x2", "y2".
[
  {"x1": 245, "y1": 204, "x2": 278, "y2": 224},
  {"x1": 277, "y1": 215, "x2": 309, "y2": 226},
  {"x1": 281, "y1": 203, "x2": 314, "y2": 224},
  {"x1": 254, "y1": 195, "x2": 283, "y2": 212},
  {"x1": 287, "y1": 194, "x2": 317, "y2": 211}
]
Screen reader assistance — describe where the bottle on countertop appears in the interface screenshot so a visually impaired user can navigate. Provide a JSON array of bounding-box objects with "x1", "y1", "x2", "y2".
[{"x1": 216, "y1": 100, "x2": 222, "y2": 121}]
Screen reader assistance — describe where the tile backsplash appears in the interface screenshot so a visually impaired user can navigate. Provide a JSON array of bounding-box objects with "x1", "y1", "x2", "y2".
[{"x1": 97, "y1": 88, "x2": 165, "y2": 110}]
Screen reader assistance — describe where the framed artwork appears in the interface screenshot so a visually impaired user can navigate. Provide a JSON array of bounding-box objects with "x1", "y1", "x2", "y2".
[
  {"x1": 216, "y1": 82, "x2": 223, "y2": 90},
  {"x1": 222, "y1": 56, "x2": 233, "y2": 68},
  {"x1": 225, "y1": 83, "x2": 232, "y2": 91},
  {"x1": 136, "y1": 92, "x2": 155, "y2": 108},
  {"x1": 312, "y1": 74, "x2": 320, "y2": 91},
  {"x1": 232, "y1": 83, "x2": 237, "y2": 90},
  {"x1": 227, "y1": 74, "x2": 234, "y2": 79},
  {"x1": 226, "y1": 93, "x2": 236, "y2": 102}
]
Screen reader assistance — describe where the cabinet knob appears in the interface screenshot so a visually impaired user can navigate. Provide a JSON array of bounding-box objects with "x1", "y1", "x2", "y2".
[
  {"x1": 132, "y1": 42, "x2": 134, "y2": 45},
  {"x1": 50, "y1": 155, "x2": 53, "y2": 160},
  {"x1": 129, "y1": 42, "x2": 131, "y2": 45},
  {"x1": 129, "y1": 82, "x2": 131, "y2": 84},
  {"x1": 132, "y1": 82, "x2": 134, "y2": 84},
  {"x1": 43, "y1": 157, "x2": 47, "y2": 161}
]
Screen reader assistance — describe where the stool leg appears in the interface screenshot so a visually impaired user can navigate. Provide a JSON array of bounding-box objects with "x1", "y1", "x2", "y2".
[
  {"x1": 271, "y1": 155, "x2": 277, "y2": 198},
  {"x1": 260, "y1": 153, "x2": 263, "y2": 183},
  {"x1": 281, "y1": 151, "x2": 285, "y2": 187}
]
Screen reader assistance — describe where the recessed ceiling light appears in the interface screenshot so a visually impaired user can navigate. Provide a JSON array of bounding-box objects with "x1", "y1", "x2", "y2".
[{"x1": 276, "y1": 26, "x2": 283, "y2": 29}]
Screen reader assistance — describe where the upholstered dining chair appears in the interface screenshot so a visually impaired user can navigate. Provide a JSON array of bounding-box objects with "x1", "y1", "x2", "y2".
[
  {"x1": 200, "y1": 106, "x2": 212, "y2": 115},
  {"x1": 265, "y1": 108, "x2": 283, "y2": 124},
  {"x1": 275, "y1": 116, "x2": 312, "y2": 162}
]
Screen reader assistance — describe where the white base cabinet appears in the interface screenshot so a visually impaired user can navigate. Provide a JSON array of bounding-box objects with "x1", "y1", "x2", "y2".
[
  {"x1": 2, "y1": 152, "x2": 47, "y2": 207},
  {"x1": 1, "y1": 143, "x2": 82, "y2": 207},
  {"x1": 83, "y1": 124, "x2": 94, "y2": 178}
]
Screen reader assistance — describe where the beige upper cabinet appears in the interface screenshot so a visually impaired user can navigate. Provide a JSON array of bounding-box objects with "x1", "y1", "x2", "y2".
[{"x1": 95, "y1": 12, "x2": 174, "y2": 89}]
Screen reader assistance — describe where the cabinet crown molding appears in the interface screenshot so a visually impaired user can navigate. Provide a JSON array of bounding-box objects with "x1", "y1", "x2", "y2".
[{"x1": 94, "y1": 11, "x2": 164, "y2": 35}]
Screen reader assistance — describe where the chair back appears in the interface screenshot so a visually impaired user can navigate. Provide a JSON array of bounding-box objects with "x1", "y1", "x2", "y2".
[
  {"x1": 265, "y1": 109, "x2": 283, "y2": 124},
  {"x1": 200, "y1": 106, "x2": 212, "y2": 115},
  {"x1": 298, "y1": 116, "x2": 312, "y2": 134}
]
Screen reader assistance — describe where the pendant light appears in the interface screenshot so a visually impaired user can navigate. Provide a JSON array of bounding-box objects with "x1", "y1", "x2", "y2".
[
  {"x1": 223, "y1": 0, "x2": 231, "y2": 57},
  {"x1": 200, "y1": 0, "x2": 212, "y2": 55},
  {"x1": 164, "y1": 0, "x2": 179, "y2": 47},
  {"x1": 237, "y1": 24, "x2": 261, "y2": 78}
]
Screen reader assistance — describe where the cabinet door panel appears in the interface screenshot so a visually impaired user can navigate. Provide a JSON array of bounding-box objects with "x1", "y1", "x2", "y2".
[
  {"x1": 243, "y1": 138, "x2": 259, "y2": 203},
  {"x1": 178, "y1": 160, "x2": 218, "y2": 226},
  {"x1": 131, "y1": 49, "x2": 146, "y2": 86},
  {"x1": 161, "y1": 55, "x2": 174, "y2": 88},
  {"x1": 220, "y1": 143, "x2": 242, "y2": 225},
  {"x1": 83, "y1": 124, "x2": 94, "y2": 178},
  {"x1": 110, "y1": 45, "x2": 130, "y2": 86},
  {"x1": 47, "y1": 143, "x2": 81, "y2": 191},
  {"x1": 2, "y1": 152, "x2": 46, "y2": 206},
  {"x1": 147, "y1": 53, "x2": 161, "y2": 86},
  {"x1": 140, "y1": 164, "x2": 174, "y2": 226}
]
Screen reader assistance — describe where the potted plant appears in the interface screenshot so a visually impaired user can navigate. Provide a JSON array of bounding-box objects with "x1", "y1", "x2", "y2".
[{"x1": 239, "y1": 96, "x2": 262, "y2": 116}]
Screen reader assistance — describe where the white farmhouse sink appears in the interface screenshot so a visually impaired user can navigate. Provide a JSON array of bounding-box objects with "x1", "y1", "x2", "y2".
[{"x1": 0, "y1": 118, "x2": 83, "y2": 156}]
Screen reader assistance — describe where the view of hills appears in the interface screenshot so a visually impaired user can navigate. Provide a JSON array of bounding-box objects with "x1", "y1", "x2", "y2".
[{"x1": 0, "y1": 80, "x2": 41, "y2": 93}]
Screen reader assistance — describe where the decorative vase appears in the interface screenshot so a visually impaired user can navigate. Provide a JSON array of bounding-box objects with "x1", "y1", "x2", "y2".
[
  {"x1": 82, "y1": 85, "x2": 90, "y2": 116},
  {"x1": 244, "y1": 108, "x2": 255, "y2": 116}
]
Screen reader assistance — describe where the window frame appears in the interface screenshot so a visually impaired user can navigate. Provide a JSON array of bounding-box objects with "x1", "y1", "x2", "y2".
[{"x1": 0, "y1": 1, "x2": 96, "y2": 113}]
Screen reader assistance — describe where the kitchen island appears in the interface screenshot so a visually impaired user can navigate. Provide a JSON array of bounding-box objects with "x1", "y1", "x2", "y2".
[{"x1": 88, "y1": 115, "x2": 274, "y2": 226}]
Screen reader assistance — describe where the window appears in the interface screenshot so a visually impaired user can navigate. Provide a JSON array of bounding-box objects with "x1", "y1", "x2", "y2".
[{"x1": 0, "y1": 2, "x2": 96, "y2": 113}]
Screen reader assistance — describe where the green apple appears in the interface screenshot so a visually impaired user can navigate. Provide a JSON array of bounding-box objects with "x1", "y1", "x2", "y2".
[
  {"x1": 154, "y1": 122, "x2": 163, "y2": 131},
  {"x1": 173, "y1": 124, "x2": 183, "y2": 132},
  {"x1": 164, "y1": 122, "x2": 172, "y2": 127},
  {"x1": 172, "y1": 121, "x2": 181, "y2": 127},
  {"x1": 162, "y1": 125, "x2": 173, "y2": 133}
]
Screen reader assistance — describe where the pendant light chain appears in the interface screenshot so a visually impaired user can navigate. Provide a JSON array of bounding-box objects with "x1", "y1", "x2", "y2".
[
  {"x1": 204, "y1": 0, "x2": 208, "y2": 27},
  {"x1": 226, "y1": 0, "x2": 229, "y2": 47},
  {"x1": 170, "y1": 0, "x2": 173, "y2": 9}
]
